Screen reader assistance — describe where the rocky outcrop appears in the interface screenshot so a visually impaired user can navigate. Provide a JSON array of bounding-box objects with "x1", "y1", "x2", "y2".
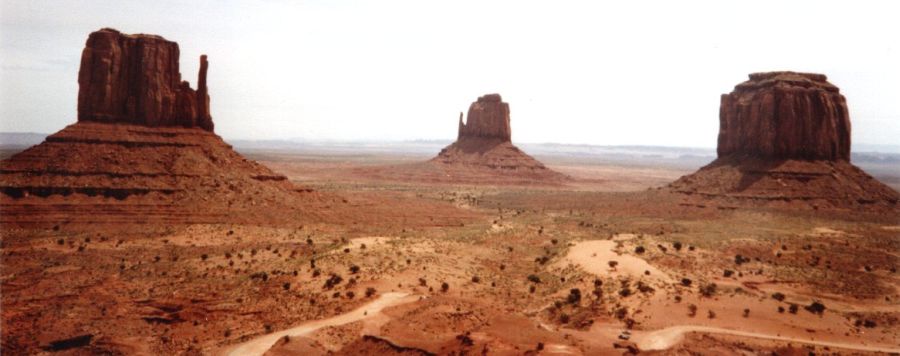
[
  {"x1": 457, "y1": 94, "x2": 511, "y2": 142},
  {"x1": 0, "y1": 29, "x2": 330, "y2": 225},
  {"x1": 717, "y1": 72, "x2": 850, "y2": 161},
  {"x1": 669, "y1": 72, "x2": 897, "y2": 211},
  {"x1": 77, "y1": 28, "x2": 214, "y2": 131},
  {"x1": 427, "y1": 94, "x2": 568, "y2": 185}
]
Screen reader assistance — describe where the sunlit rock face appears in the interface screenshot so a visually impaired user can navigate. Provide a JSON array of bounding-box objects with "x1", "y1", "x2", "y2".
[
  {"x1": 77, "y1": 28, "x2": 214, "y2": 131},
  {"x1": 717, "y1": 71, "x2": 850, "y2": 161}
]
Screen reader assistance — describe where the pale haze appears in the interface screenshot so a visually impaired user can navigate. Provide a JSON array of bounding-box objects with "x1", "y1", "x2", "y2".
[{"x1": 1, "y1": 0, "x2": 898, "y2": 148}]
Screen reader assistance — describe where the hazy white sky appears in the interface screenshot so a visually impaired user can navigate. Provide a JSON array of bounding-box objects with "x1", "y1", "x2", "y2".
[{"x1": 1, "y1": 0, "x2": 898, "y2": 148}]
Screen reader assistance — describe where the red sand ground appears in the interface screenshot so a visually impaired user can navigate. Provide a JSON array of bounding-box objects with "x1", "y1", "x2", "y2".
[{"x1": 2, "y1": 149, "x2": 898, "y2": 355}]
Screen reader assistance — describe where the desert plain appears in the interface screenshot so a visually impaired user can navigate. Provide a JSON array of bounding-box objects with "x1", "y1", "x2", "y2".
[{"x1": 2, "y1": 140, "x2": 898, "y2": 355}]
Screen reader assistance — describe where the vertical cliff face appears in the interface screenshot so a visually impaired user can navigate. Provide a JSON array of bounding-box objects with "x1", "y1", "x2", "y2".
[
  {"x1": 457, "y1": 94, "x2": 511, "y2": 142},
  {"x1": 717, "y1": 72, "x2": 850, "y2": 161},
  {"x1": 77, "y1": 28, "x2": 214, "y2": 131}
]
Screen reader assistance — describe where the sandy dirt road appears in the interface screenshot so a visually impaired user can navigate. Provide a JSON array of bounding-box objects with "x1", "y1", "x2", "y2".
[
  {"x1": 220, "y1": 292, "x2": 418, "y2": 356},
  {"x1": 634, "y1": 325, "x2": 900, "y2": 353}
]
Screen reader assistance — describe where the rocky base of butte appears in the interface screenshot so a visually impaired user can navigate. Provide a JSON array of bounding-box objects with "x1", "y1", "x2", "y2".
[{"x1": 669, "y1": 72, "x2": 898, "y2": 210}]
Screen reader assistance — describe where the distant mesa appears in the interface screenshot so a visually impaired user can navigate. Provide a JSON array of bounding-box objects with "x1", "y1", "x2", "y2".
[
  {"x1": 429, "y1": 94, "x2": 569, "y2": 183},
  {"x1": 0, "y1": 28, "x2": 324, "y2": 225},
  {"x1": 669, "y1": 71, "x2": 898, "y2": 210}
]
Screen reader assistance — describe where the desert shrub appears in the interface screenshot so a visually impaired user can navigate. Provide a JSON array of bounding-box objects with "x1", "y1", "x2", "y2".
[
  {"x1": 201, "y1": 254, "x2": 208, "y2": 261},
  {"x1": 529, "y1": 285, "x2": 536, "y2": 293},
  {"x1": 673, "y1": 242, "x2": 683, "y2": 251},
  {"x1": 346, "y1": 291, "x2": 355, "y2": 299},
  {"x1": 312, "y1": 269, "x2": 321, "y2": 277},
  {"x1": 734, "y1": 254, "x2": 750, "y2": 265},
  {"x1": 551, "y1": 239, "x2": 558, "y2": 245},
  {"x1": 723, "y1": 269, "x2": 734, "y2": 277},
  {"x1": 471, "y1": 276, "x2": 480, "y2": 283},
  {"x1": 567, "y1": 289, "x2": 582, "y2": 304},
  {"x1": 419, "y1": 278, "x2": 427, "y2": 286},
  {"x1": 527, "y1": 274, "x2": 542, "y2": 283},
  {"x1": 805, "y1": 301, "x2": 826, "y2": 315},
  {"x1": 743, "y1": 308, "x2": 750, "y2": 317},
  {"x1": 681, "y1": 278, "x2": 692, "y2": 287},
  {"x1": 771, "y1": 292, "x2": 786, "y2": 301},
  {"x1": 559, "y1": 313, "x2": 570, "y2": 324},
  {"x1": 349, "y1": 265, "x2": 360, "y2": 274},
  {"x1": 615, "y1": 307, "x2": 628, "y2": 320},
  {"x1": 636, "y1": 281, "x2": 655, "y2": 294},
  {"x1": 366, "y1": 287, "x2": 377, "y2": 297},
  {"x1": 687, "y1": 304, "x2": 697, "y2": 317},
  {"x1": 619, "y1": 287, "x2": 632, "y2": 297},
  {"x1": 788, "y1": 304, "x2": 798, "y2": 314},
  {"x1": 707, "y1": 310, "x2": 716, "y2": 319},
  {"x1": 608, "y1": 261, "x2": 619, "y2": 268},
  {"x1": 778, "y1": 306, "x2": 785, "y2": 313},
  {"x1": 324, "y1": 274, "x2": 343, "y2": 289},
  {"x1": 499, "y1": 264, "x2": 506, "y2": 271},
  {"x1": 283, "y1": 282, "x2": 291, "y2": 290},
  {"x1": 57, "y1": 239, "x2": 64, "y2": 245},
  {"x1": 699, "y1": 283, "x2": 717, "y2": 297},
  {"x1": 635, "y1": 246, "x2": 645, "y2": 254},
  {"x1": 441, "y1": 282, "x2": 449, "y2": 292},
  {"x1": 456, "y1": 333, "x2": 474, "y2": 346}
]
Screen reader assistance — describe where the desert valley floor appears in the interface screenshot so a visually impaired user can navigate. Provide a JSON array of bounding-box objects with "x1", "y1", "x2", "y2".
[{"x1": 2, "y1": 148, "x2": 898, "y2": 355}]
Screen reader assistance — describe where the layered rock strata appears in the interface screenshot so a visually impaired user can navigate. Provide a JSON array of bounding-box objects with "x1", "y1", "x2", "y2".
[
  {"x1": 669, "y1": 72, "x2": 897, "y2": 210},
  {"x1": 77, "y1": 28, "x2": 214, "y2": 131},
  {"x1": 717, "y1": 72, "x2": 850, "y2": 160}
]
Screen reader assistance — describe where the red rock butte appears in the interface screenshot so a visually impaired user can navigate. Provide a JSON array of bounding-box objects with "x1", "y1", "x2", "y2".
[
  {"x1": 717, "y1": 72, "x2": 850, "y2": 161},
  {"x1": 669, "y1": 71, "x2": 898, "y2": 210},
  {"x1": 0, "y1": 29, "x2": 327, "y2": 225},
  {"x1": 426, "y1": 94, "x2": 569, "y2": 184},
  {"x1": 78, "y1": 28, "x2": 214, "y2": 131},
  {"x1": 457, "y1": 93, "x2": 511, "y2": 142}
]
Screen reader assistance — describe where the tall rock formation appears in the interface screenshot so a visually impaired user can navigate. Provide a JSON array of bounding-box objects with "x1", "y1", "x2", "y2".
[
  {"x1": 717, "y1": 72, "x2": 850, "y2": 161},
  {"x1": 457, "y1": 94, "x2": 511, "y2": 142},
  {"x1": 425, "y1": 94, "x2": 568, "y2": 185},
  {"x1": 0, "y1": 29, "x2": 327, "y2": 225},
  {"x1": 77, "y1": 28, "x2": 214, "y2": 131},
  {"x1": 669, "y1": 71, "x2": 897, "y2": 210}
]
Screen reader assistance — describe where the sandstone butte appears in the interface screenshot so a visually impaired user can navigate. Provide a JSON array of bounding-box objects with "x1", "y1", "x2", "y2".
[
  {"x1": 669, "y1": 71, "x2": 898, "y2": 210},
  {"x1": 429, "y1": 94, "x2": 569, "y2": 183},
  {"x1": 0, "y1": 29, "x2": 326, "y2": 225}
]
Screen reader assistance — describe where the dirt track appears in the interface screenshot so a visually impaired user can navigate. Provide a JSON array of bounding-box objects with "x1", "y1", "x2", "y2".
[
  {"x1": 221, "y1": 292, "x2": 417, "y2": 356},
  {"x1": 634, "y1": 325, "x2": 900, "y2": 353}
]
